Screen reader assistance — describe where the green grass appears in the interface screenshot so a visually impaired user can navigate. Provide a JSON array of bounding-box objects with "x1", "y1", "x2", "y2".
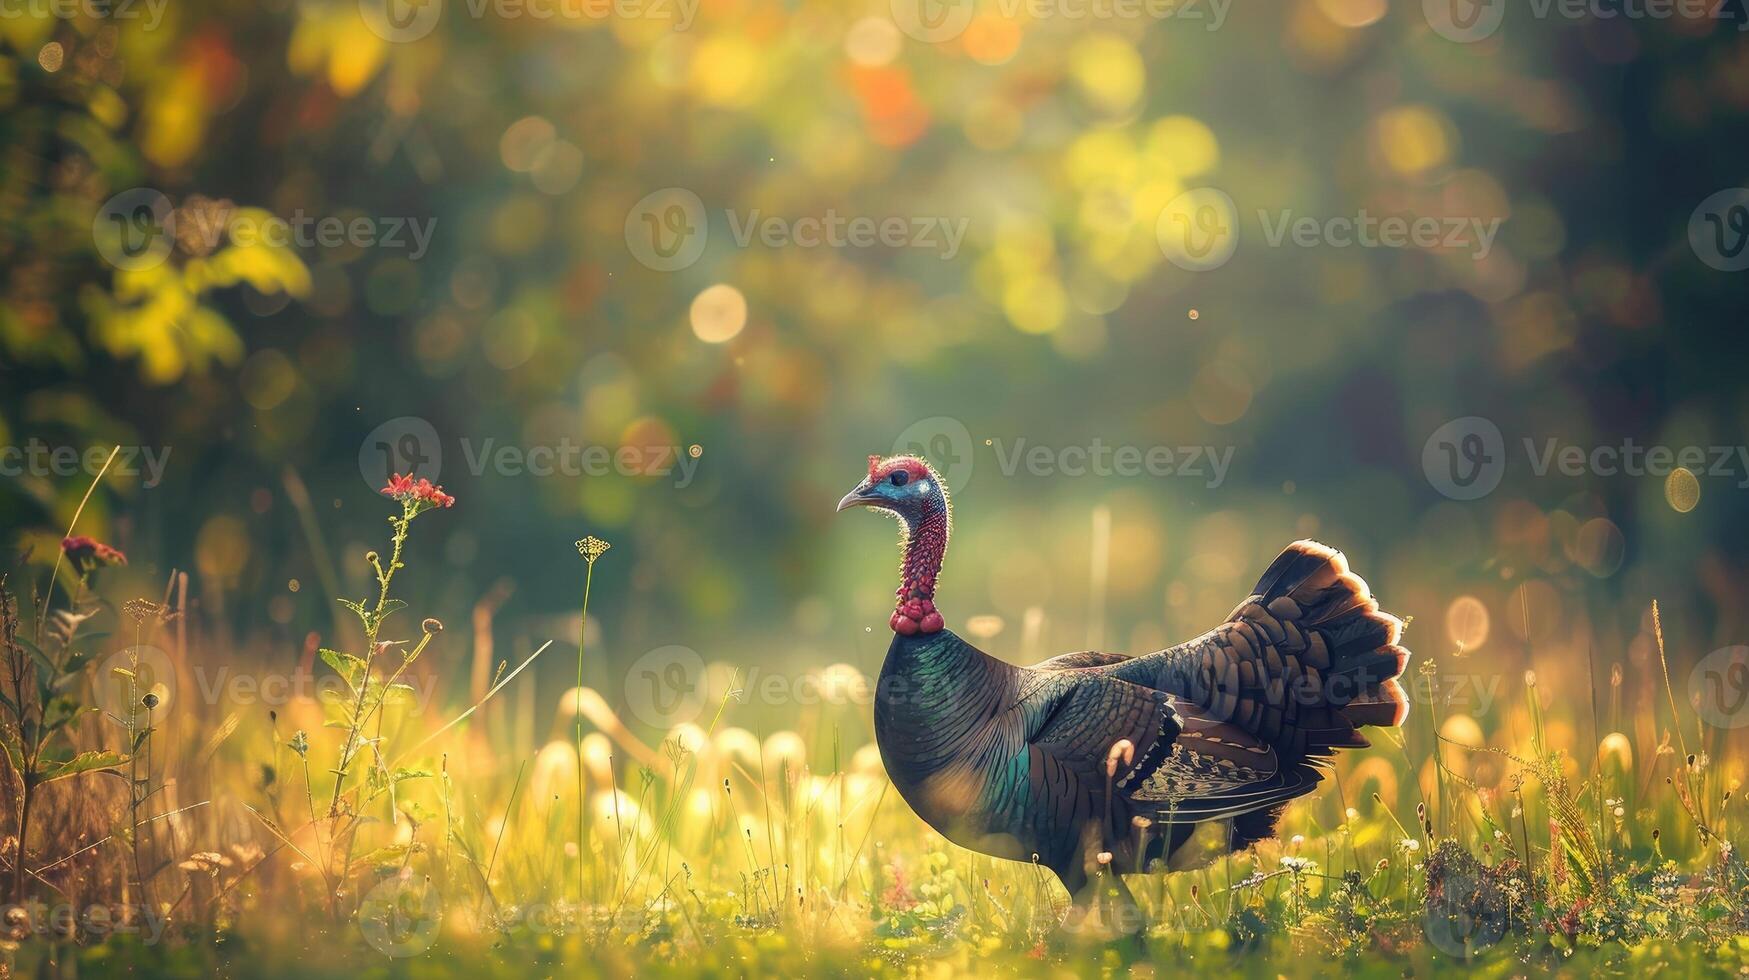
[{"x1": 5, "y1": 488, "x2": 1749, "y2": 978}]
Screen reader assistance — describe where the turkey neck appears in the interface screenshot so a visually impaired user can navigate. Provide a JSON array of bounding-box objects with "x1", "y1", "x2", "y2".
[{"x1": 896, "y1": 509, "x2": 946, "y2": 606}]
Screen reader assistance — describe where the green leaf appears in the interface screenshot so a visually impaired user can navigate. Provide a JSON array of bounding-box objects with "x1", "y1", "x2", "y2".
[
  {"x1": 40, "y1": 750, "x2": 125, "y2": 783},
  {"x1": 380, "y1": 683, "x2": 419, "y2": 706},
  {"x1": 337, "y1": 598, "x2": 406, "y2": 635},
  {"x1": 0, "y1": 735, "x2": 24, "y2": 777},
  {"x1": 41, "y1": 697, "x2": 88, "y2": 733},
  {"x1": 319, "y1": 648, "x2": 367, "y2": 689},
  {"x1": 22, "y1": 640, "x2": 56, "y2": 692},
  {"x1": 391, "y1": 767, "x2": 431, "y2": 783},
  {"x1": 337, "y1": 598, "x2": 371, "y2": 628},
  {"x1": 349, "y1": 842, "x2": 421, "y2": 872}
]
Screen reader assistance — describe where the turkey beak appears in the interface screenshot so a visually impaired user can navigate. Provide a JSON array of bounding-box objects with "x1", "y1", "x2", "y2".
[{"x1": 837, "y1": 482, "x2": 879, "y2": 513}]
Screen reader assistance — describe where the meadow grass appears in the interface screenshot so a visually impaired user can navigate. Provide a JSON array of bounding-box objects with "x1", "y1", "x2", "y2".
[{"x1": 3, "y1": 473, "x2": 1748, "y2": 978}]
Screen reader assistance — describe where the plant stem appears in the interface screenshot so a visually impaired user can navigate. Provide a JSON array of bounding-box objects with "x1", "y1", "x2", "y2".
[
  {"x1": 12, "y1": 781, "x2": 30, "y2": 902},
  {"x1": 328, "y1": 509, "x2": 410, "y2": 818},
  {"x1": 577, "y1": 558, "x2": 595, "y2": 910},
  {"x1": 36, "y1": 446, "x2": 119, "y2": 647}
]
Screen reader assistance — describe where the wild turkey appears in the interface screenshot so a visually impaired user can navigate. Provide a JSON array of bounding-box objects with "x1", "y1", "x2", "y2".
[{"x1": 838, "y1": 454, "x2": 1411, "y2": 922}]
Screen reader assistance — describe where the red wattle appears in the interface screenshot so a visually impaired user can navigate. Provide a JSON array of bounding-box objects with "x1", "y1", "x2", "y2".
[{"x1": 889, "y1": 506, "x2": 948, "y2": 636}]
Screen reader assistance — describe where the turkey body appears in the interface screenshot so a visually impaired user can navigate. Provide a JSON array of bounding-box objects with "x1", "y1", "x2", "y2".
[{"x1": 872, "y1": 540, "x2": 1411, "y2": 896}]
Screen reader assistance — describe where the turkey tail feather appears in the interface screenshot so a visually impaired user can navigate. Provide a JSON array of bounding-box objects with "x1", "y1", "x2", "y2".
[{"x1": 1165, "y1": 540, "x2": 1412, "y2": 757}]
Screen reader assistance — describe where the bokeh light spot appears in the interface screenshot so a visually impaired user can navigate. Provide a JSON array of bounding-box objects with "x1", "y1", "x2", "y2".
[
  {"x1": 1374, "y1": 105, "x2": 1452, "y2": 177},
  {"x1": 1189, "y1": 362, "x2": 1252, "y2": 425},
  {"x1": 501, "y1": 116, "x2": 556, "y2": 173},
  {"x1": 1665, "y1": 467, "x2": 1700, "y2": 513},
  {"x1": 1315, "y1": 0, "x2": 1387, "y2": 28},
  {"x1": 1146, "y1": 116, "x2": 1220, "y2": 178},
  {"x1": 1445, "y1": 595, "x2": 1491, "y2": 652},
  {"x1": 845, "y1": 18, "x2": 901, "y2": 67},
  {"x1": 690, "y1": 284, "x2": 748, "y2": 343},
  {"x1": 1069, "y1": 35, "x2": 1143, "y2": 115}
]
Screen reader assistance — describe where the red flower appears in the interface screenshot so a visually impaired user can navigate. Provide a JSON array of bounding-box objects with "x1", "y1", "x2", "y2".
[
  {"x1": 379, "y1": 473, "x2": 455, "y2": 510},
  {"x1": 411, "y1": 478, "x2": 455, "y2": 509},
  {"x1": 62, "y1": 535, "x2": 126, "y2": 572}
]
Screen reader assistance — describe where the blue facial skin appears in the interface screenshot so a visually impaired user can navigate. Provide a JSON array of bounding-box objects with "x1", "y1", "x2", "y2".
[{"x1": 837, "y1": 463, "x2": 942, "y2": 527}]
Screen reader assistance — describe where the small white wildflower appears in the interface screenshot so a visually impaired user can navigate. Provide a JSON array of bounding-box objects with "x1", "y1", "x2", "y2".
[{"x1": 1398, "y1": 837, "x2": 1421, "y2": 852}]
